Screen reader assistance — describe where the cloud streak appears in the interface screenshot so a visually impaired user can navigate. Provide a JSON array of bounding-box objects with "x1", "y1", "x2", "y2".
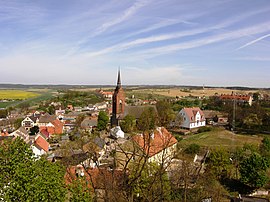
[{"x1": 237, "y1": 33, "x2": 270, "y2": 50}]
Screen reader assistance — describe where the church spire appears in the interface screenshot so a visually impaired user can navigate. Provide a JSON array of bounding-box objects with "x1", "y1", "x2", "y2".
[{"x1": 117, "y1": 69, "x2": 121, "y2": 87}]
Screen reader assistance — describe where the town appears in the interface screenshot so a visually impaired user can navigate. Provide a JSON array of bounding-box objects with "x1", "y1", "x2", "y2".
[
  {"x1": 1, "y1": 1, "x2": 270, "y2": 201},
  {"x1": 0, "y1": 71, "x2": 270, "y2": 202}
]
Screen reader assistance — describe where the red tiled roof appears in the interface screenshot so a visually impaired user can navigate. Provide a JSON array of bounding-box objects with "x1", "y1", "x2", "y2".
[
  {"x1": 40, "y1": 129, "x2": 50, "y2": 139},
  {"x1": 182, "y1": 107, "x2": 205, "y2": 122},
  {"x1": 34, "y1": 135, "x2": 49, "y2": 152},
  {"x1": 51, "y1": 119, "x2": 64, "y2": 134},
  {"x1": 65, "y1": 166, "x2": 125, "y2": 190},
  {"x1": 132, "y1": 127, "x2": 177, "y2": 157},
  {"x1": 220, "y1": 94, "x2": 251, "y2": 101}
]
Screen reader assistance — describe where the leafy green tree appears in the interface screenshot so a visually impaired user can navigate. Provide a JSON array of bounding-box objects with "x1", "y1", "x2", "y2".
[
  {"x1": 207, "y1": 148, "x2": 232, "y2": 178},
  {"x1": 30, "y1": 125, "x2": 39, "y2": 136},
  {"x1": 156, "y1": 100, "x2": 175, "y2": 127},
  {"x1": 260, "y1": 137, "x2": 270, "y2": 153},
  {"x1": 0, "y1": 138, "x2": 67, "y2": 201},
  {"x1": 0, "y1": 109, "x2": 7, "y2": 118},
  {"x1": 120, "y1": 114, "x2": 136, "y2": 133},
  {"x1": 97, "y1": 111, "x2": 109, "y2": 131},
  {"x1": 13, "y1": 117, "x2": 24, "y2": 129},
  {"x1": 129, "y1": 162, "x2": 171, "y2": 202},
  {"x1": 239, "y1": 152, "x2": 269, "y2": 188},
  {"x1": 68, "y1": 179, "x2": 93, "y2": 202},
  {"x1": 243, "y1": 113, "x2": 262, "y2": 129},
  {"x1": 137, "y1": 107, "x2": 158, "y2": 131}
]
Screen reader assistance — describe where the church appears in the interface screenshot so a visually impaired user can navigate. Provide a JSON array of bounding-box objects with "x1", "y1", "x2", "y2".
[
  {"x1": 110, "y1": 70, "x2": 157, "y2": 126},
  {"x1": 111, "y1": 70, "x2": 125, "y2": 126}
]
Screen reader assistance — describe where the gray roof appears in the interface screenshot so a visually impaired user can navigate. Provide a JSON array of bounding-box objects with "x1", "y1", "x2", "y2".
[
  {"x1": 120, "y1": 105, "x2": 157, "y2": 119},
  {"x1": 93, "y1": 137, "x2": 105, "y2": 149},
  {"x1": 81, "y1": 118, "x2": 97, "y2": 129},
  {"x1": 39, "y1": 113, "x2": 56, "y2": 123}
]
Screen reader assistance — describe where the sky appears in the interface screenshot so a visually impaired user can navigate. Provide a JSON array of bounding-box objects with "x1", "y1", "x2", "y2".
[{"x1": 0, "y1": 0, "x2": 269, "y2": 87}]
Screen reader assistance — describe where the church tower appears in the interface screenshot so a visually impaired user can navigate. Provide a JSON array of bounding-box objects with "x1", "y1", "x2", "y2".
[{"x1": 111, "y1": 70, "x2": 125, "y2": 126}]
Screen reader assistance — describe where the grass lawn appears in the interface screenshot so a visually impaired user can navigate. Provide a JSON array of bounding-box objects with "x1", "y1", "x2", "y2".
[
  {"x1": 0, "y1": 90, "x2": 39, "y2": 100},
  {"x1": 178, "y1": 127, "x2": 263, "y2": 149}
]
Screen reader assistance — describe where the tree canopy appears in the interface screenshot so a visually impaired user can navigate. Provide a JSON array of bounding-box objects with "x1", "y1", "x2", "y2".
[
  {"x1": 97, "y1": 111, "x2": 109, "y2": 131},
  {"x1": 0, "y1": 138, "x2": 67, "y2": 201}
]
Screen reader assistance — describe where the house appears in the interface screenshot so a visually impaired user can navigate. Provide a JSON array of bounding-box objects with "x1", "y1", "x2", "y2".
[
  {"x1": 95, "y1": 102, "x2": 108, "y2": 111},
  {"x1": 110, "y1": 126, "x2": 124, "y2": 139},
  {"x1": 178, "y1": 107, "x2": 206, "y2": 129},
  {"x1": 219, "y1": 92, "x2": 253, "y2": 106},
  {"x1": 82, "y1": 137, "x2": 106, "y2": 168},
  {"x1": 81, "y1": 117, "x2": 98, "y2": 132},
  {"x1": 55, "y1": 109, "x2": 65, "y2": 118},
  {"x1": 21, "y1": 116, "x2": 37, "y2": 130},
  {"x1": 100, "y1": 91, "x2": 113, "y2": 100},
  {"x1": 132, "y1": 127, "x2": 178, "y2": 164},
  {"x1": 65, "y1": 166, "x2": 126, "y2": 202},
  {"x1": 31, "y1": 134, "x2": 50, "y2": 157},
  {"x1": 203, "y1": 110, "x2": 228, "y2": 125},
  {"x1": 10, "y1": 127, "x2": 30, "y2": 143}
]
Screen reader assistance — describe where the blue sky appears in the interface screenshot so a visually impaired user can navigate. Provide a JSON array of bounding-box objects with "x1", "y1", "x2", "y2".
[{"x1": 0, "y1": 0, "x2": 269, "y2": 87}]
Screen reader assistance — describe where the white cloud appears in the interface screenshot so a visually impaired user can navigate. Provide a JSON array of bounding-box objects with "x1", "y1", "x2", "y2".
[
  {"x1": 236, "y1": 33, "x2": 270, "y2": 50},
  {"x1": 93, "y1": 0, "x2": 150, "y2": 36}
]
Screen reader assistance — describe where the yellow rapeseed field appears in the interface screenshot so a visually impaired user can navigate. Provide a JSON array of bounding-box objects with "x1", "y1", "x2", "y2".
[{"x1": 0, "y1": 90, "x2": 39, "y2": 100}]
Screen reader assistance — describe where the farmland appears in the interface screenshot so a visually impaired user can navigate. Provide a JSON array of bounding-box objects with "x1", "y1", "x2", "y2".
[
  {"x1": 0, "y1": 89, "x2": 56, "y2": 108},
  {"x1": 132, "y1": 87, "x2": 260, "y2": 98},
  {"x1": 0, "y1": 90, "x2": 39, "y2": 100}
]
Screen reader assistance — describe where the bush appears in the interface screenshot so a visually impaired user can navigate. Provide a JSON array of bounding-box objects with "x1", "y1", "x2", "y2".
[
  {"x1": 197, "y1": 126, "x2": 212, "y2": 133},
  {"x1": 184, "y1": 143, "x2": 200, "y2": 154},
  {"x1": 174, "y1": 135, "x2": 183, "y2": 142}
]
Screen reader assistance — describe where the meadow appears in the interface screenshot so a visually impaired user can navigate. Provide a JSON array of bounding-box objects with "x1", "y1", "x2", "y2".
[{"x1": 178, "y1": 127, "x2": 263, "y2": 149}]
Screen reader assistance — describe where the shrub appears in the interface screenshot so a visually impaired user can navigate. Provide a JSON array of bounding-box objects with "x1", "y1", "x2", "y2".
[
  {"x1": 184, "y1": 143, "x2": 200, "y2": 154},
  {"x1": 197, "y1": 126, "x2": 212, "y2": 133}
]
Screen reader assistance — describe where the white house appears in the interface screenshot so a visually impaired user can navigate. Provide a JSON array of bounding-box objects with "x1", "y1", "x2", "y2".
[
  {"x1": 132, "y1": 127, "x2": 178, "y2": 164},
  {"x1": 21, "y1": 117, "x2": 36, "y2": 130},
  {"x1": 178, "y1": 107, "x2": 206, "y2": 129},
  {"x1": 110, "y1": 126, "x2": 125, "y2": 139},
  {"x1": 31, "y1": 134, "x2": 49, "y2": 157}
]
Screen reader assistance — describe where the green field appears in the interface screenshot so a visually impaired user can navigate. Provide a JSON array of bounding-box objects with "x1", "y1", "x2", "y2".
[
  {"x1": 178, "y1": 127, "x2": 263, "y2": 149},
  {"x1": 0, "y1": 90, "x2": 39, "y2": 100}
]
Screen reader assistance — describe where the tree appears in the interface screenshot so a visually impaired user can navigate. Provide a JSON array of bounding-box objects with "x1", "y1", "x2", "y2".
[
  {"x1": 243, "y1": 113, "x2": 262, "y2": 129},
  {"x1": 120, "y1": 114, "x2": 136, "y2": 133},
  {"x1": 137, "y1": 107, "x2": 158, "y2": 131},
  {"x1": 207, "y1": 148, "x2": 232, "y2": 178},
  {"x1": 13, "y1": 117, "x2": 24, "y2": 129},
  {"x1": 129, "y1": 162, "x2": 171, "y2": 202},
  {"x1": 239, "y1": 152, "x2": 269, "y2": 188},
  {"x1": 0, "y1": 138, "x2": 67, "y2": 201},
  {"x1": 156, "y1": 101, "x2": 175, "y2": 127},
  {"x1": 30, "y1": 125, "x2": 39, "y2": 136},
  {"x1": 68, "y1": 178, "x2": 93, "y2": 202},
  {"x1": 97, "y1": 111, "x2": 109, "y2": 131}
]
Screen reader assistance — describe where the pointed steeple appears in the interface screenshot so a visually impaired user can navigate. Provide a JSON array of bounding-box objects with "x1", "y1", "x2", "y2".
[{"x1": 117, "y1": 69, "x2": 121, "y2": 87}]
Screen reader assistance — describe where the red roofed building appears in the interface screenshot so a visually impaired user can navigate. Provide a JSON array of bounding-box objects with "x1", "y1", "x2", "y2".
[
  {"x1": 32, "y1": 134, "x2": 49, "y2": 157},
  {"x1": 219, "y1": 93, "x2": 253, "y2": 106},
  {"x1": 132, "y1": 127, "x2": 177, "y2": 163},
  {"x1": 65, "y1": 166, "x2": 126, "y2": 201},
  {"x1": 178, "y1": 107, "x2": 206, "y2": 129},
  {"x1": 39, "y1": 119, "x2": 64, "y2": 135}
]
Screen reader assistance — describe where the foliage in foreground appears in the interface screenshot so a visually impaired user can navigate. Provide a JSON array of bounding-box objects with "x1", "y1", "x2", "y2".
[{"x1": 0, "y1": 138, "x2": 67, "y2": 201}]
